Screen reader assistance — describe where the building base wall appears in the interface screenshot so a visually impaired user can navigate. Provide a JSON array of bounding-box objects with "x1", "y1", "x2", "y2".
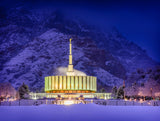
[{"x1": 29, "y1": 93, "x2": 112, "y2": 100}]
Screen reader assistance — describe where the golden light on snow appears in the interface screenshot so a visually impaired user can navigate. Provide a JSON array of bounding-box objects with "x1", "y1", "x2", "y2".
[{"x1": 63, "y1": 100, "x2": 74, "y2": 105}]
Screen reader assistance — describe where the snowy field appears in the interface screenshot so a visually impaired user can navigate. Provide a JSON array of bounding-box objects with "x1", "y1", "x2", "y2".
[{"x1": 0, "y1": 104, "x2": 160, "y2": 121}]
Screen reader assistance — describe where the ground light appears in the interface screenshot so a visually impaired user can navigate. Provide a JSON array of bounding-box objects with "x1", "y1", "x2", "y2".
[{"x1": 63, "y1": 100, "x2": 74, "y2": 105}]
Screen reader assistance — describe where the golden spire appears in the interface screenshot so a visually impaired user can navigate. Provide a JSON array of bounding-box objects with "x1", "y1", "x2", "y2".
[
  {"x1": 69, "y1": 38, "x2": 72, "y2": 55},
  {"x1": 67, "y1": 38, "x2": 73, "y2": 72}
]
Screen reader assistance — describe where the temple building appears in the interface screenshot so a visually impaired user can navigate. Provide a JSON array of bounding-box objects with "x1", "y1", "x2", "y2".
[
  {"x1": 29, "y1": 39, "x2": 111, "y2": 100},
  {"x1": 44, "y1": 38, "x2": 97, "y2": 93}
]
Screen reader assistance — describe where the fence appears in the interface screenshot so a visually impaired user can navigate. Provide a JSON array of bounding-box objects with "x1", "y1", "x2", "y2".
[
  {"x1": 94, "y1": 100, "x2": 160, "y2": 106},
  {"x1": 0, "y1": 99, "x2": 160, "y2": 106}
]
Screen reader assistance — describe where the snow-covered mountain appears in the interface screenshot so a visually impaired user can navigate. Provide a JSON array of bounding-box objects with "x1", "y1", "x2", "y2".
[{"x1": 0, "y1": 6, "x2": 158, "y2": 91}]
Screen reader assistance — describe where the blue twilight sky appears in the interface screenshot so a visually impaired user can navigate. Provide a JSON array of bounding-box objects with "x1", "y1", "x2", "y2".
[{"x1": 1, "y1": 0, "x2": 160, "y2": 62}]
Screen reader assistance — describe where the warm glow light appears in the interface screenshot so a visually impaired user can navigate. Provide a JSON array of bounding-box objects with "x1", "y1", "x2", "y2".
[
  {"x1": 139, "y1": 99, "x2": 143, "y2": 103},
  {"x1": 64, "y1": 100, "x2": 74, "y2": 105},
  {"x1": 33, "y1": 97, "x2": 37, "y2": 100}
]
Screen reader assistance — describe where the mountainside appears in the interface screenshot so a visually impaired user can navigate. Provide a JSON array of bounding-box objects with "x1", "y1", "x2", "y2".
[{"x1": 0, "y1": 6, "x2": 158, "y2": 91}]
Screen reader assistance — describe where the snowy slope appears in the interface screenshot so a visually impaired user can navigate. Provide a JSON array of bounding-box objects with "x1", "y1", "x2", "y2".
[{"x1": 0, "y1": 104, "x2": 160, "y2": 121}]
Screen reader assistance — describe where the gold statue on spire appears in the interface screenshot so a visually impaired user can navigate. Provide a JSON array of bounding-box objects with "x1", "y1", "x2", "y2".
[{"x1": 69, "y1": 38, "x2": 72, "y2": 43}]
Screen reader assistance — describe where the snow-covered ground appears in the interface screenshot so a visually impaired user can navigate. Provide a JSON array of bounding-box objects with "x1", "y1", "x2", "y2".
[{"x1": 0, "y1": 103, "x2": 159, "y2": 121}]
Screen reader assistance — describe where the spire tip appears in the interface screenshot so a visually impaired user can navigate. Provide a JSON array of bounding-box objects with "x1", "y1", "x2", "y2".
[{"x1": 69, "y1": 38, "x2": 72, "y2": 43}]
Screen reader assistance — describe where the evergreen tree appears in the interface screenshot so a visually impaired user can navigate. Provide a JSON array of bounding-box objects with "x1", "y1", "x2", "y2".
[
  {"x1": 100, "y1": 88, "x2": 105, "y2": 93},
  {"x1": 18, "y1": 83, "x2": 30, "y2": 99},
  {"x1": 131, "y1": 82, "x2": 138, "y2": 96},
  {"x1": 117, "y1": 86, "x2": 124, "y2": 99},
  {"x1": 16, "y1": 91, "x2": 20, "y2": 100},
  {"x1": 40, "y1": 87, "x2": 45, "y2": 93},
  {"x1": 112, "y1": 86, "x2": 117, "y2": 99}
]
